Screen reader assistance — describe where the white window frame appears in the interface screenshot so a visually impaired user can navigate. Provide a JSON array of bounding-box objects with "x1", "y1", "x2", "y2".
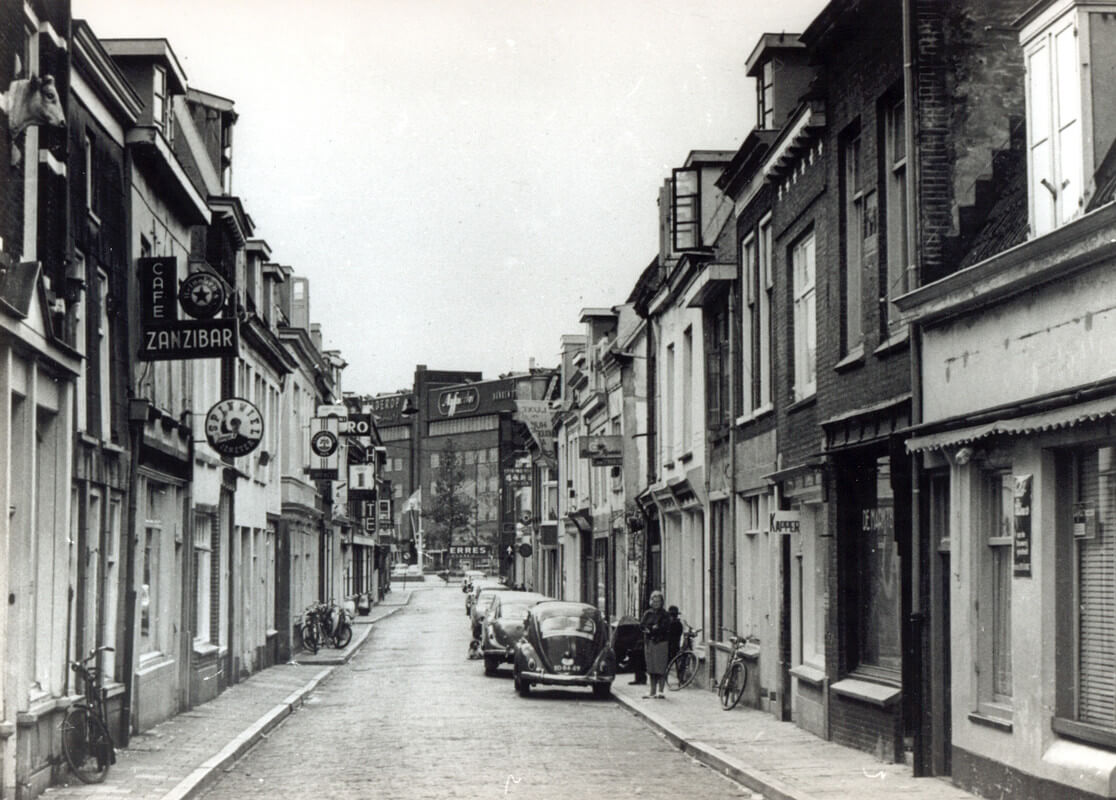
[
  {"x1": 884, "y1": 97, "x2": 909, "y2": 327},
  {"x1": 193, "y1": 514, "x2": 213, "y2": 646},
  {"x1": 975, "y1": 466, "x2": 1014, "y2": 717},
  {"x1": 97, "y1": 268, "x2": 111, "y2": 439},
  {"x1": 842, "y1": 132, "x2": 864, "y2": 353},
  {"x1": 792, "y1": 232, "x2": 817, "y2": 401},
  {"x1": 1025, "y1": 11, "x2": 1084, "y2": 236},
  {"x1": 152, "y1": 65, "x2": 167, "y2": 130}
]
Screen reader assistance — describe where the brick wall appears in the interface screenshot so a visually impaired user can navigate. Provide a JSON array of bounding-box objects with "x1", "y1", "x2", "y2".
[
  {"x1": 830, "y1": 694, "x2": 903, "y2": 762},
  {"x1": 772, "y1": 143, "x2": 826, "y2": 472}
]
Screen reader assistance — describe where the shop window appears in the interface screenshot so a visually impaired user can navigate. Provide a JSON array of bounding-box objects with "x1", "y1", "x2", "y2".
[
  {"x1": 976, "y1": 468, "x2": 1013, "y2": 716},
  {"x1": 1055, "y1": 445, "x2": 1116, "y2": 746},
  {"x1": 850, "y1": 456, "x2": 902, "y2": 679}
]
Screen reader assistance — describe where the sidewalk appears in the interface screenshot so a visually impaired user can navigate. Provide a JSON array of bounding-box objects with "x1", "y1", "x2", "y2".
[
  {"x1": 611, "y1": 679, "x2": 979, "y2": 800},
  {"x1": 43, "y1": 591, "x2": 413, "y2": 800}
]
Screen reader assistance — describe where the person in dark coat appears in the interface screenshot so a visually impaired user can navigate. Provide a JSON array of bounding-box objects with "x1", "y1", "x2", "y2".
[
  {"x1": 640, "y1": 590, "x2": 671, "y2": 698},
  {"x1": 666, "y1": 605, "x2": 684, "y2": 663}
]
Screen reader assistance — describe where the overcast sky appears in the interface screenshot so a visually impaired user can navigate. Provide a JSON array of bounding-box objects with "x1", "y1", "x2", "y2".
[{"x1": 73, "y1": 0, "x2": 826, "y2": 394}]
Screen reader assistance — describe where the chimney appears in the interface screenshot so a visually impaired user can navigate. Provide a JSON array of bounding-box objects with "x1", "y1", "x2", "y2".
[{"x1": 311, "y1": 323, "x2": 323, "y2": 352}]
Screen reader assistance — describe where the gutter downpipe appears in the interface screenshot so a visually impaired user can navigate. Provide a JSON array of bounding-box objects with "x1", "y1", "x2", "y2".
[{"x1": 902, "y1": 0, "x2": 928, "y2": 777}]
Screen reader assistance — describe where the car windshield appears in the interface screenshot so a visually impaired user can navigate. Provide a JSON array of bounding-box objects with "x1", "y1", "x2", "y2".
[
  {"x1": 538, "y1": 614, "x2": 596, "y2": 640},
  {"x1": 499, "y1": 603, "x2": 533, "y2": 619}
]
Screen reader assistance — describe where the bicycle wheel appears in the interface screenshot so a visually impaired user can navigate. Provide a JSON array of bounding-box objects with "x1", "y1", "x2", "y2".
[
  {"x1": 721, "y1": 662, "x2": 747, "y2": 710},
  {"x1": 333, "y1": 622, "x2": 352, "y2": 649},
  {"x1": 666, "y1": 651, "x2": 698, "y2": 691},
  {"x1": 61, "y1": 706, "x2": 112, "y2": 783},
  {"x1": 301, "y1": 623, "x2": 320, "y2": 654}
]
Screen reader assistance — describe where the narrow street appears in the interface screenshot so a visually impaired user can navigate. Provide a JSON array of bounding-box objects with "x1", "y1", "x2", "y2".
[{"x1": 198, "y1": 585, "x2": 750, "y2": 799}]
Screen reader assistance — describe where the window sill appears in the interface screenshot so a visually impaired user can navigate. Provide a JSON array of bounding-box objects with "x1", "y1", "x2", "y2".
[
  {"x1": 787, "y1": 395, "x2": 816, "y2": 414},
  {"x1": 834, "y1": 345, "x2": 865, "y2": 373},
  {"x1": 790, "y1": 663, "x2": 826, "y2": 687},
  {"x1": 830, "y1": 677, "x2": 902, "y2": 707},
  {"x1": 736, "y1": 405, "x2": 774, "y2": 428},
  {"x1": 1052, "y1": 716, "x2": 1116, "y2": 751},
  {"x1": 969, "y1": 709, "x2": 1013, "y2": 733},
  {"x1": 193, "y1": 641, "x2": 220, "y2": 658},
  {"x1": 874, "y1": 325, "x2": 910, "y2": 357}
]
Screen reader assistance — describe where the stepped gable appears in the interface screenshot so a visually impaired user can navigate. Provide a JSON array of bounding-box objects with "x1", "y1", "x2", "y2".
[{"x1": 951, "y1": 117, "x2": 1029, "y2": 272}]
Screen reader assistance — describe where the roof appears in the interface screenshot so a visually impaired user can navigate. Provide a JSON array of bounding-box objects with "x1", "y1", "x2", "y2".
[
  {"x1": 100, "y1": 38, "x2": 188, "y2": 95},
  {"x1": 957, "y1": 150, "x2": 1028, "y2": 270},
  {"x1": 746, "y1": 32, "x2": 806, "y2": 76}
]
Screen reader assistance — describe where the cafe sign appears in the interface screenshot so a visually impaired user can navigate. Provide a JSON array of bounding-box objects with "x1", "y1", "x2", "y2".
[{"x1": 137, "y1": 257, "x2": 238, "y2": 361}]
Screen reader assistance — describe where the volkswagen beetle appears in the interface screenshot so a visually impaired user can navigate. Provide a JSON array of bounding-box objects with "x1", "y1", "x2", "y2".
[
  {"x1": 480, "y1": 591, "x2": 549, "y2": 675},
  {"x1": 512, "y1": 600, "x2": 615, "y2": 698}
]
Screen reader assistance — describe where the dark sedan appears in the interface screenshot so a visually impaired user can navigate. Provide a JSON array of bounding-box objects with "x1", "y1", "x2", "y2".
[
  {"x1": 512, "y1": 601, "x2": 615, "y2": 699},
  {"x1": 480, "y1": 592, "x2": 549, "y2": 675}
]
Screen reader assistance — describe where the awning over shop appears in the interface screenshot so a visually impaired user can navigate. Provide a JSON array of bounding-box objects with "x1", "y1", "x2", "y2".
[{"x1": 906, "y1": 395, "x2": 1116, "y2": 453}]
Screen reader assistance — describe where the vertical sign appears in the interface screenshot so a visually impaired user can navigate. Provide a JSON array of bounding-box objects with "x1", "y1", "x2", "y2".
[
  {"x1": 308, "y1": 415, "x2": 340, "y2": 480},
  {"x1": 1013, "y1": 474, "x2": 1033, "y2": 576},
  {"x1": 138, "y1": 256, "x2": 178, "y2": 325}
]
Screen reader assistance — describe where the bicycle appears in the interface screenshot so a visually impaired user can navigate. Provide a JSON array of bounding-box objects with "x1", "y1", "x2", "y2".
[
  {"x1": 60, "y1": 645, "x2": 116, "y2": 783},
  {"x1": 665, "y1": 624, "x2": 701, "y2": 691},
  {"x1": 714, "y1": 632, "x2": 756, "y2": 710},
  {"x1": 300, "y1": 601, "x2": 353, "y2": 653}
]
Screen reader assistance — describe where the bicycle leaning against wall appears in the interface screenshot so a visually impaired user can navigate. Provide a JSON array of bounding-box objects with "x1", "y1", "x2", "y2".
[
  {"x1": 665, "y1": 624, "x2": 701, "y2": 691},
  {"x1": 60, "y1": 645, "x2": 117, "y2": 783},
  {"x1": 714, "y1": 632, "x2": 758, "y2": 710}
]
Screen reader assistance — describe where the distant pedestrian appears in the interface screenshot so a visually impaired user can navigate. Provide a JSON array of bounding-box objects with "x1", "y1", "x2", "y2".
[
  {"x1": 667, "y1": 605, "x2": 683, "y2": 663},
  {"x1": 640, "y1": 590, "x2": 670, "y2": 699}
]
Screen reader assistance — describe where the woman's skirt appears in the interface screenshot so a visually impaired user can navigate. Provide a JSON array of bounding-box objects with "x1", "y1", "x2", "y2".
[{"x1": 644, "y1": 640, "x2": 670, "y2": 674}]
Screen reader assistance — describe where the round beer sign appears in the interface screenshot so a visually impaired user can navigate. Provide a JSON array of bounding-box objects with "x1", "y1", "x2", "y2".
[
  {"x1": 310, "y1": 430, "x2": 339, "y2": 458},
  {"x1": 205, "y1": 399, "x2": 263, "y2": 457},
  {"x1": 180, "y1": 271, "x2": 225, "y2": 319}
]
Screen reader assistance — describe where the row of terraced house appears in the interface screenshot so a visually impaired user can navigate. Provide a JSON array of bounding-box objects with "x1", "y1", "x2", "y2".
[
  {"x1": 515, "y1": 1, "x2": 1116, "y2": 797},
  {"x1": 0, "y1": 6, "x2": 388, "y2": 798}
]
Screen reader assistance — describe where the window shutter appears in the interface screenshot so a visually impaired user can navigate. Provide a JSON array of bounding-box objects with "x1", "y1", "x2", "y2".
[
  {"x1": 1028, "y1": 41, "x2": 1056, "y2": 236},
  {"x1": 1078, "y1": 450, "x2": 1116, "y2": 727}
]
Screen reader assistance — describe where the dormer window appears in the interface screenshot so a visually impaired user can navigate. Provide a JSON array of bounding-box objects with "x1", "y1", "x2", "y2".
[
  {"x1": 152, "y1": 65, "x2": 167, "y2": 130},
  {"x1": 1019, "y1": 1, "x2": 1116, "y2": 236},
  {"x1": 757, "y1": 60, "x2": 775, "y2": 129}
]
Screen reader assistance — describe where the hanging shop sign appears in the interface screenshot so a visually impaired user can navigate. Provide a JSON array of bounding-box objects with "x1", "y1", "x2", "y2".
[
  {"x1": 504, "y1": 466, "x2": 532, "y2": 489},
  {"x1": 204, "y1": 398, "x2": 263, "y2": 457},
  {"x1": 579, "y1": 435, "x2": 623, "y2": 466},
  {"x1": 137, "y1": 257, "x2": 238, "y2": 361},
  {"x1": 771, "y1": 510, "x2": 801, "y2": 535},
  {"x1": 308, "y1": 415, "x2": 341, "y2": 480},
  {"x1": 339, "y1": 413, "x2": 372, "y2": 436},
  {"x1": 179, "y1": 271, "x2": 225, "y2": 319}
]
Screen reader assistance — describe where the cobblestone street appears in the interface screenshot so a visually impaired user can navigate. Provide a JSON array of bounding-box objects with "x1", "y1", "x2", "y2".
[{"x1": 198, "y1": 586, "x2": 751, "y2": 800}]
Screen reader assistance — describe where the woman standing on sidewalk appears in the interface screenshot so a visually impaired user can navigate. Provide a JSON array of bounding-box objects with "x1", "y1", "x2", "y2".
[{"x1": 640, "y1": 590, "x2": 671, "y2": 698}]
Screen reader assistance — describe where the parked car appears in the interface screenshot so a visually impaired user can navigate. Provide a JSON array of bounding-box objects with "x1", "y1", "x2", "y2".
[
  {"x1": 470, "y1": 585, "x2": 513, "y2": 639},
  {"x1": 512, "y1": 601, "x2": 616, "y2": 699},
  {"x1": 465, "y1": 579, "x2": 505, "y2": 617},
  {"x1": 480, "y1": 591, "x2": 549, "y2": 675}
]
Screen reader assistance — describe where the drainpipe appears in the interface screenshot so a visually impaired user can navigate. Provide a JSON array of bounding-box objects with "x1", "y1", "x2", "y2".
[
  {"x1": 121, "y1": 400, "x2": 148, "y2": 747},
  {"x1": 902, "y1": 0, "x2": 928, "y2": 777}
]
